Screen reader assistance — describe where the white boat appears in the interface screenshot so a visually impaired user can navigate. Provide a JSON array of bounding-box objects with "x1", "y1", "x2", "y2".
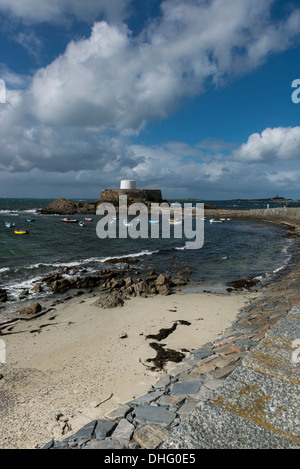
[
  {"x1": 209, "y1": 218, "x2": 223, "y2": 223},
  {"x1": 79, "y1": 221, "x2": 86, "y2": 227},
  {"x1": 5, "y1": 222, "x2": 15, "y2": 228},
  {"x1": 61, "y1": 218, "x2": 78, "y2": 223},
  {"x1": 169, "y1": 218, "x2": 182, "y2": 225},
  {"x1": 123, "y1": 220, "x2": 132, "y2": 227}
]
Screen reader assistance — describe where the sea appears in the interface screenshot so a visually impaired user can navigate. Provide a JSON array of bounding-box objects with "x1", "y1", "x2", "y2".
[{"x1": 0, "y1": 197, "x2": 299, "y2": 320}]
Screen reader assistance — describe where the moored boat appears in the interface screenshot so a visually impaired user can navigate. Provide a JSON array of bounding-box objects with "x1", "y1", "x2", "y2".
[
  {"x1": 169, "y1": 218, "x2": 182, "y2": 225},
  {"x1": 14, "y1": 229, "x2": 29, "y2": 235},
  {"x1": 61, "y1": 218, "x2": 78, "y2": 223},
  {"x1": 123, "y1": 220, "x2": 132, "y2": 227},
  {"x1": 5, "y1": 222, "x2": 15, "y2": 228}
]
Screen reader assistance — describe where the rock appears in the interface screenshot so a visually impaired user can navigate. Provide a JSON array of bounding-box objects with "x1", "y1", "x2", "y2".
[
  {"x1": 178, "y1": 267, "x2": 192, "y2": 276},
  {"x1": 156, "y1": 284, "x2": 172, "y2": 295},
  {"x1": 111, "y1": 419, "x2": 134, "y2": 447},
  {"x1": 33, "y1": 283, "x2": 43, "y2": 293},
  {"x1": 39, "y1": 198, "x2": 97, "y2": 215},
  {"x1": 94, "y1": 420, "x2": 117, "y2": 440},
  {"x1": 133, "y1": 424, "x2": 171, "y2": 449},
  {"x1": 18, "y1": 302, "x2": 42, "y2": 317},
  {"x1": 19, "y1": 289, "x2": 29, "y2": 299},
  {"x1": 51, "y1": 278, "x2": 72, "y2": 293},
  {"x1": 170, "y1": 380, "x2": 202, "y2": 396},
  {"x1": 110, "y1": 279, "x2": 125, "y2": 290},
  {"x1": 156, "y1": 274, "x2": 168, "y2": 286},
  {"x1": 124, "y1": 277, "x2": 133, "y2": 286},
  {"x1": 0, "y1": 289, "x2": 7, "y2": 302},
  {"x1": 105, "y1": 257, "x2": 140, "y2": 265},
  {"x1": 65, "y1": 420, "x2": 97, "y2": 444},
  {"x1": 94, "y1": 292, "x2": 124, "y2": 309},
  {"x1": 133, "y1": 405, "x2": 176, "y2": 427},
  {"x1": 83, "y1": 438, "x2": 125, "y2": 449},
  {"x1": 105, "y1": 404, "x2": 132, "y2": 421},
  {"x1": 227, "y1": 278, "x2": 260, "y2": 291},
  {"x1": 128, "y1": 391, "x2": 164, "y2": 406}
]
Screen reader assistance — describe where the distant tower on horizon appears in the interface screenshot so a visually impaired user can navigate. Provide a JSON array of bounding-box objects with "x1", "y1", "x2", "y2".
[{"x1": 120, "y1": 180, "x2": 137, "y2": 190}]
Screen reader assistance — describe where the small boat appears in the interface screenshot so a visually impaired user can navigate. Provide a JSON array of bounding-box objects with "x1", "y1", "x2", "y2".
[
  {"x1": 14, "y1": 229, "x2": 29, "y2": 235},
  {"x1": 79, "y1": 221, "x2": 86, "y2": 227},
  {"x1": 123, "y1": 220, "x2": 132, "y2": 227},
  {"x1": 61, "y1": 218, "x2": 78, "y2": 223},
  {"x1": 26, "y1": 218, "x2": 35, "y2": 222},
  {"x1": 169, "y1": 218, "x2": 182, "y2": 225},
  {"x1": 5, "y1": 222, "x2": 15, "y2": 228},
  {"x1": 85, "y1": 218, "x2": 93, "y2": 221},
  {"x1": 149, "y1": 220, "x2": 159, "y2": 224},
  {"x1": 209, "y1": 218, "x2": 223, "y2": 223}
]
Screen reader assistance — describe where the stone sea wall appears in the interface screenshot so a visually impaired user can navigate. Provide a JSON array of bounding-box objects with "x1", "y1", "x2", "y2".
[{"x1": 204, "y1": 207, "x2": 300, "y2": 228}]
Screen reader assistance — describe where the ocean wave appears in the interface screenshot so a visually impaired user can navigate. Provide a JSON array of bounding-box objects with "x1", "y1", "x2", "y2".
[{"x1": 0, "y1": 249, "x2": 161, "y2": 279}]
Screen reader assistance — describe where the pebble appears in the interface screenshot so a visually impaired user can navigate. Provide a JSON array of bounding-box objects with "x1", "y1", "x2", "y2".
[{"x1": 41, "y1": 251, "x2": 300, "y2": 450}]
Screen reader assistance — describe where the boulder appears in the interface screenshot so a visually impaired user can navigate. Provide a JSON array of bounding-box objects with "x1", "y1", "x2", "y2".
[
  {"x1": 0, "y1": 289, "x2": 7, "y2": 302},
  {"x1": 51, "y1": 278, "x2": 72, "y2": 293},
  {"x1": 94, "y1": 292, "x2": 124, "y2": 309},
  {"x1": 156, "y1": 284, "x2": 172, "y2": 296},
  {"x1": 178, "y1": 267, "x2": 192, "y2": 276},
  {"x1": 18, "y1": 303, "x2": 42, "y2": 317},
  {"x1": 156, "y1": 274, "x2": 168, "y2": 286}
]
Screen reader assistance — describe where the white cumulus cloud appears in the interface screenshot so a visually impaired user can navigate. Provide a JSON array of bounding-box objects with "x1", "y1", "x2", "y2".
[{"x1": 233, "y1": 127, "x2": 300, "y2": 162}]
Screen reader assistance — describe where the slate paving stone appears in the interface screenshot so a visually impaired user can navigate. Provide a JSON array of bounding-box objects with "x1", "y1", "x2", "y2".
[
  {"x1": 133, "y1": 424, "x2": 171, "y2": 449},
  {"x1": 94, "y1": 419, "x2": 117, "y2": 440},
  {"x1": 128, "y1": 390, "x2": 164, "y2": 405},
  {"x1": 109, "y1": 418, "x2": 135, "y2": 448},
  {"x1": 171, "y1": 380, "x2": 202, "y2": 396},
  {"x1": 105, "y1": 404, "x2": 132, "y2": 421},
  {"x1": 64, "y1": 420, "x2": 97, "y2": 443},
  {"x1": 133, "y1": 405, "x2": 176, "y2": 427}
]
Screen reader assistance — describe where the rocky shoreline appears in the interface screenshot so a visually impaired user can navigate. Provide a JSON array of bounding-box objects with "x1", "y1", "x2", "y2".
[{"x1": 39, "y1": 238, "x2": 300, "y2": 449}]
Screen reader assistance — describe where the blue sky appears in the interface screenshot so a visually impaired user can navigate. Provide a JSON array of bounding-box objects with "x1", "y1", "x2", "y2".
[{"x1": 0, "y1": 0, "x2": 300, "y2": 200}]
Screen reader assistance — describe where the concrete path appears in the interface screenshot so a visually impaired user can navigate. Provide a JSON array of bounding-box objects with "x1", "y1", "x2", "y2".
[{"x1": 163, "y1": 305, "x2": 300, "y2": 449}]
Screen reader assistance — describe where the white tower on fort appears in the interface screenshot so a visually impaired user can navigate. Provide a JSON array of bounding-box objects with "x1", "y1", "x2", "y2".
[{"x1": 120, "y1": 180, "x2": 137, "y2": 190}]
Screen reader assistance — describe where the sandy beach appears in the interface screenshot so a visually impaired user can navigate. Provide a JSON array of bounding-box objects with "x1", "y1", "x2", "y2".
[{"x1": 0, "y1": 289, "x2": 252, "y2": 449}]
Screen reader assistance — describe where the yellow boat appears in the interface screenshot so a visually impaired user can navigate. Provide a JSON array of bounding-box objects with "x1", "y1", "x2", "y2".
[{"x1": 14, "y1": 230, "x2": 29, "y2": 235}]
